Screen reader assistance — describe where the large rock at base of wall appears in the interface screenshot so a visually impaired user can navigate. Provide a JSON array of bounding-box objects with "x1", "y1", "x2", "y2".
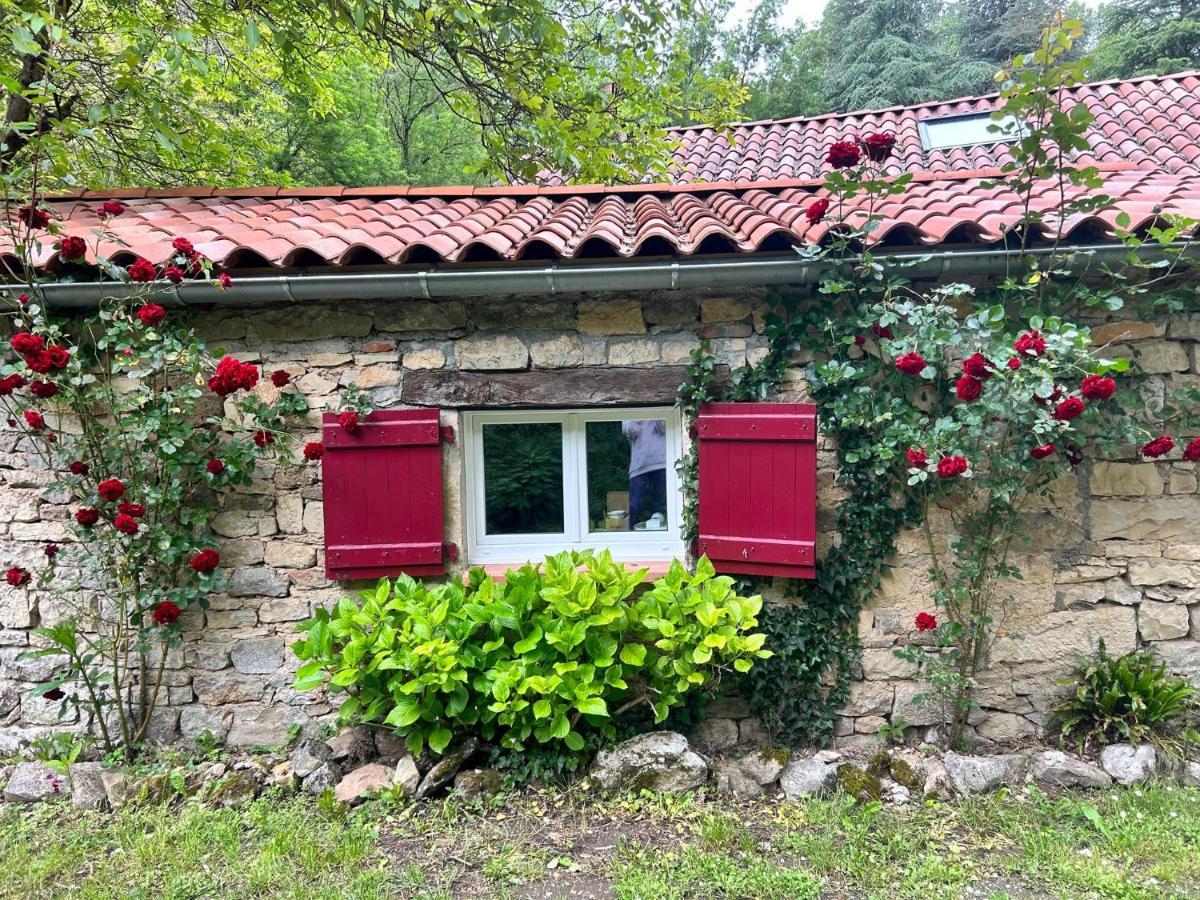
[
  {"x1": 1090, "y1": 497, "x2": 1198, "y2": 541},
  {"x1": 1029, "y1": 750, "x2": 1112, "y2": 789},
  {"x1": 589, "y1": 732, "x2": 707, "y2": 793},
  {"x1": 224, "y1": 704, "x2": 308, "y2": 748},
  {"x1": 779, "y1": 758, "x2": 836, "y2": 799},
  {"x1": 1100, "y1": 743, "x2": 1157, "y2": 785},
  {"x1": 4, "y1": 761, "x2": 65, "y2": 802},
  {"x1": 992, "y1": 605, "x2": 1137, "y2": 665},
  {"x1": 943, "y1": 752, "x2": 1028, "y2": 794}
]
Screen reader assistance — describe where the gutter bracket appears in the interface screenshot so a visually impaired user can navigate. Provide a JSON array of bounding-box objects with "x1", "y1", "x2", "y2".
[
  {"x1": 417, "y1": 270, "x2": 431, "y2": 299},
  {"x1": 670, "y1": 261, "x2": 679, "y2": 290}
]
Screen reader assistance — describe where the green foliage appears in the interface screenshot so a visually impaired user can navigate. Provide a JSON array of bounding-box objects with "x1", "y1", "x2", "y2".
[
  {"x1": 820, "y1": 0, "x2": 996, "y2": 111},
  {"x1": 1093, "y1": 0, "x2": 1200, "y2": 78},
  {"x1": 29, "y1": 731, "x2": 93, "y2": 775},
  {"x1": 1055, "y1": 641, "x2": 1200, "y2": 754},
  {"x1": 292, "y1": 552, "x2": 770, "y2": 764}
]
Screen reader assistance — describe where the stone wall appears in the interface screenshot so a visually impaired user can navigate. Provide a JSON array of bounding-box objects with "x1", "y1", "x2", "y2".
[{"x1": 1, "y1": 289, "x2": 1198, "y2": 752}]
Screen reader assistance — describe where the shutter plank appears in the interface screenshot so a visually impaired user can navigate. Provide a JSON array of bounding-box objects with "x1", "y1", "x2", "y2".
[
  {"x1": 321, "y1": 409, "x2": 446, "y2": 580},
  {"x1": 696, "y1": 402, "x2": 817, "y2": 579}
]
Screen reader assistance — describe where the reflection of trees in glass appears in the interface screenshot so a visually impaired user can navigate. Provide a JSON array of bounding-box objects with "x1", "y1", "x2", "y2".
[
  {"x1": 585, "y1": 422, "x2": 632, "y2": 528},
  {"x1": 483, "y1": 423, "x2": 563, "y2": 534}
]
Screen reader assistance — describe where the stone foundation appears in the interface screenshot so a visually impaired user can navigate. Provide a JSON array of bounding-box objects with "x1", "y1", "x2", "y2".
[{"x1": 1, "y1": 290, "x2": 1198, "y2": 750}]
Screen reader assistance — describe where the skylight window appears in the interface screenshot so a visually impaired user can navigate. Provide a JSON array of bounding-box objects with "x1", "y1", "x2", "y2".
[{"x1": 918, "y1": 113, "x2": 1025, "y2": 151}]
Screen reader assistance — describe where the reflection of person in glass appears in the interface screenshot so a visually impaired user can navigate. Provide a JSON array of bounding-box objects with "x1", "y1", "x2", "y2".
[{"x1": 622, "y1": 420, "x2": 667, "y2": 529}]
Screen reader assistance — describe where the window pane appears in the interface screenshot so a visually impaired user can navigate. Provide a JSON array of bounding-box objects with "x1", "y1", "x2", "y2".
[
  {"x1": 483, "y1": 422, "x2": 564, "y2": 534},
  {"x1": 922, "y1": 114, "x2": 1023, "y2": 150},
  {"x1": 586, "y1": 419, "x2": 669, "y2": 532}
]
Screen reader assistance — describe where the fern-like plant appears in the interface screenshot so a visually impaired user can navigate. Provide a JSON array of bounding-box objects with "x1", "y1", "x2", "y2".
[{"x1": 1055, "y1": 640, "x2": 1199, "y2": 755}]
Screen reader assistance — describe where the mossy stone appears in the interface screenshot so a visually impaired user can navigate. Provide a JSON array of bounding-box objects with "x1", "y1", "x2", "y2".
[
  {"x1": 866, "y1": 750, "x2": 891, "y2": 778},
  {"x1": 835, "y1": 763, "x2": 882, "y2": 803},
  {"x1": 889, "y1": 757, "x2": 924, "y2": 792}
]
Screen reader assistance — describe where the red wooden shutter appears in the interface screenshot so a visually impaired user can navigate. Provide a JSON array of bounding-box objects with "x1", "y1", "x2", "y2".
[
  {"x1": 695, "y1": 402, "x2": 817, "y2": 579},
  {"x1": 321, "y1": 409, "x2": 446, "y2": 580}
]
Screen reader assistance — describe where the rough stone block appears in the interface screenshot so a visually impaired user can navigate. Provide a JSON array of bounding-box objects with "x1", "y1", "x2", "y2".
[
  {"x1": 578, "y1": 299, "x2": 644, "y2": 336},
  {"x1": 402, "y1": 347, "x2": 446, "y2": 370},
  {"x1": 193, "y1": 674, "x2": 266, "y2": 705},
  {"x1": 1129, "y1": 560, "x2": 1200, "y2": 587},
  {"x1": 376, "y1": 300, "x2": 467, "y2": 332},
  {"x1": 643, "y1": 295, "x2": 698, "y2": 327},
  {"x1": 264, "y1": 541, "x2": 317, "y2": 570},
  {"x1": 607, "y1": 339, "x2": 659, "y2": 365},
  {"x1": 1139, "y1": 600, "x2": 1191, "y2": 641},
  {"x1": 992, "y1": 605, "x2": 1137, "y2": 665},
  {"x1": 1119, "y1": 340, "x2": 1190, "y2": 374},
  {"x1": 701, "y1": 296, "x2": 754, "y2": 323},
  {"x1": 354, "y1": 365, "x2": 400, "y2": 389},
  {"x1": 842, "y1": 680, "x2": 893, "y2": 717},
  {"x1": 1089, "y1": 463, "x2": 1163, "y2": 498},
  {"x1": 211, "y1": 511, "x2": 258, "y2": 538},
  {"x1": 1091, "y1": 320, "x2": 1165, "y2": 344},
  {"x1": 226, "y1": 704, "x2": 308, "y2": 747},
  {"x1": 231, "y1": 637, "x2": 285, "y2": 675},
  {"x1": 455, "y1": 335, "x2": 529, "y2": 371},
  {"x1": 530, "y1": 335, "x2": 585, "y2": 368},
  {"x1": 227, "y1": 567, "x2": 289, "y2": 598},
  {"x1": 252, "y1": 306, "x2": 373, "y2": 341},
  {"x1": 1090, "y1": 498, "x2": 1197, "y2": 541}
]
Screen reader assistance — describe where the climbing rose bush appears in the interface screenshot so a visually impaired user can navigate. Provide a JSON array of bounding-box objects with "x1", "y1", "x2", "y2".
[{"x1": 1, "y1": 204, "x2": 310, "y2": 756}]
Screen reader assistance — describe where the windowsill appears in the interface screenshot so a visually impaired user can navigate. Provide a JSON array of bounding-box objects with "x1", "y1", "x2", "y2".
[{"x1": 462, "y1": 560, "x2": 675, "y2": 584}]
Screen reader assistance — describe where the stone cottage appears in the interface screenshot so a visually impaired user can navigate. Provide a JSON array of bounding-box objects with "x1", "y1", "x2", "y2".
[{"x1": 2, "y1": 71, "x2": 1200, "y2": 750}]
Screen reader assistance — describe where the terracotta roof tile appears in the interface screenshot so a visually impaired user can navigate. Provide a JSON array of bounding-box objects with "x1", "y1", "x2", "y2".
[{"x1": 7, "y1": 72, "x2": 1200, "y2": 271}]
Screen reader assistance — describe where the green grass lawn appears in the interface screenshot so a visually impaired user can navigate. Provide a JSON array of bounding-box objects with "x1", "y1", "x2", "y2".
[{"x1": 2, "y1": 782, "x2": 1198, "y2": 899}]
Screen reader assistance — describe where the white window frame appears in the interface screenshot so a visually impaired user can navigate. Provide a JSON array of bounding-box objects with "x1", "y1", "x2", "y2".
[
  {"x1": 918, "y1": 113, "x2": 1026, "y2": 150},
  {"x1": 463, "y1": 406, "x2": 686, "y2": 565}
]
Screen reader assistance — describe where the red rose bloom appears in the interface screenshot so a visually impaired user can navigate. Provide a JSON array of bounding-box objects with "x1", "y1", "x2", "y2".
[
  {"x1": 206, "y1": 458, "x2": 225, "y2": 475},
  {"x1": 59, "y1": 235, "x2": 86, "y2": 260},
  {"x1": 100, "y1": 199, "x2": 127, "y2": 218},
  {"x1": 955, "y1": 375, "x2": 983, "y2": 402},
  {"x1": 135, "y1": 303, "x2": 166, "y2": 326},
  {"x1": 252, "y1": 430, "x2": 275, "y2": 448},
  {"x1": 189, "y1": 548, "x2": 220, "y2": 574},
  {"x1": 172, "y1": 237, "x2": 195, "y2": 255},
  {"x1": 5, "y1": 566, "x2": 30, "y2": 587},
  {"x1": 906, "y1": 447, "x2": 928, "y2": 468},
  {"x1": 162, "y1": 264, "x2": 185, "y2": 285},
  {"x1": 23, "y1": 410, "x2": 45, "y2": 431},
  {"x1": 74, "y1": 507, "x2": 99, "y2": 527},
  {"x1": 895, "y1": 352, "x2": 927, "y2": 376},
  {"x1": 270, "y1": 369, "x2": 291, "y2": 388},
  {"x1": 97, "y1": 478, "x2": 125, "y2": 501},
  {"x1": 207, "y1": 356, "x2": 259, "y2": 397},
  {"x1": 862, "y1": 132, "x2": 897, "y2": 162},
  {"x1": 805, "y1": 198, "x2": 830, "y2": 225},
  {"x1": 29, "y1": 380, "x2": 57, "y2": 399},
  {"x1": 22, "y1": 350, "x2": 51, "y2": 374},
  {"x1": 151, "y1": 600, "x2": 181, "y2": 626},
  {"x1": 937, "y1": 455, "x2": 969, "y2": 478},
  {"x1": 871, "y1": 325, "x2": 894, "y2": 340},
  {"x1": 1052, "y1": 396, "x2": 1085, "y2": 421},
  {"x1": 915, "y1": 611, "x2": 938, "y2": 632},
  {"x1": 826, "y1": 140, "x2": 861, "y2": 169},
  {"x1": 1029, "y1": 442, "x2": 1056, "y2": 460},
  {"x1": 44, "y1": 544, "x2": 58, "y2": 559},
  {"x1": 961, "y1": 353, "x2": 994, "y2": 380},
  {"x1": 1141, "y1": 435, "x2": 1175, "y2": 458},
  {"x1": 0, "y1": 373, "x2": 27, "y2": 395},
  {"x1": 338, "y1": 410, "x2": 360, "y2": 433},
  {"x1": 17, "y1": 205, "x2": 50, "y2": 229},
  {"x1": 1184, "y1": 438, "x2": 1200, "y2": 462},
  {"x1": 45, "y1": 345, "x2": 69, "y2": 370},
  {"x1": 1080, "y1": 374, "x2": 1116, "y2": 401},
  {"x1": 68, "y1": 460, "x2": 88, "y2": 476},
  {"x1": 118, "y1": 501, "x2": 146, "y2": 518},
  {"x1": 43, "y1": 686, "x2": 65, "y2": 701},
  {"x1": 217, "y1": 273, "x2": 233, "y2": 290},
  {"x1": 10, "y1": 332, "x2": 44, "y2": 355},
  {"x1": 303, "y1": 441, "x2": 325, "y2": 461},
  {"x1": 1014, "y1": 329, "x2": 1046, "y2": 357},
  {"x1": 113, "y1": 513, "x2": 139, "y2": 535},
  {"x1": 854, "y1": 335, "x2": 866, "y2": 346},
  {"x1": 128, "y1": 258, "x2": 156, "y2": 283}
]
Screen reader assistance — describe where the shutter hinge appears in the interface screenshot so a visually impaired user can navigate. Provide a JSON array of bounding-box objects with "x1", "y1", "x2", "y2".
[
  {"x1": 443, "y1": 542, "x2": 459, "y2": 561},
  {"x1": 439, "y1": 425, "x2": 456, "y2": 444}
]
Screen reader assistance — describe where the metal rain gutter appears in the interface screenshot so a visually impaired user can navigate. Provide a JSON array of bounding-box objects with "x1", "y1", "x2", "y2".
[{"x1": 31, "y1": 242, "x2": 1190, "y2": 308}]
